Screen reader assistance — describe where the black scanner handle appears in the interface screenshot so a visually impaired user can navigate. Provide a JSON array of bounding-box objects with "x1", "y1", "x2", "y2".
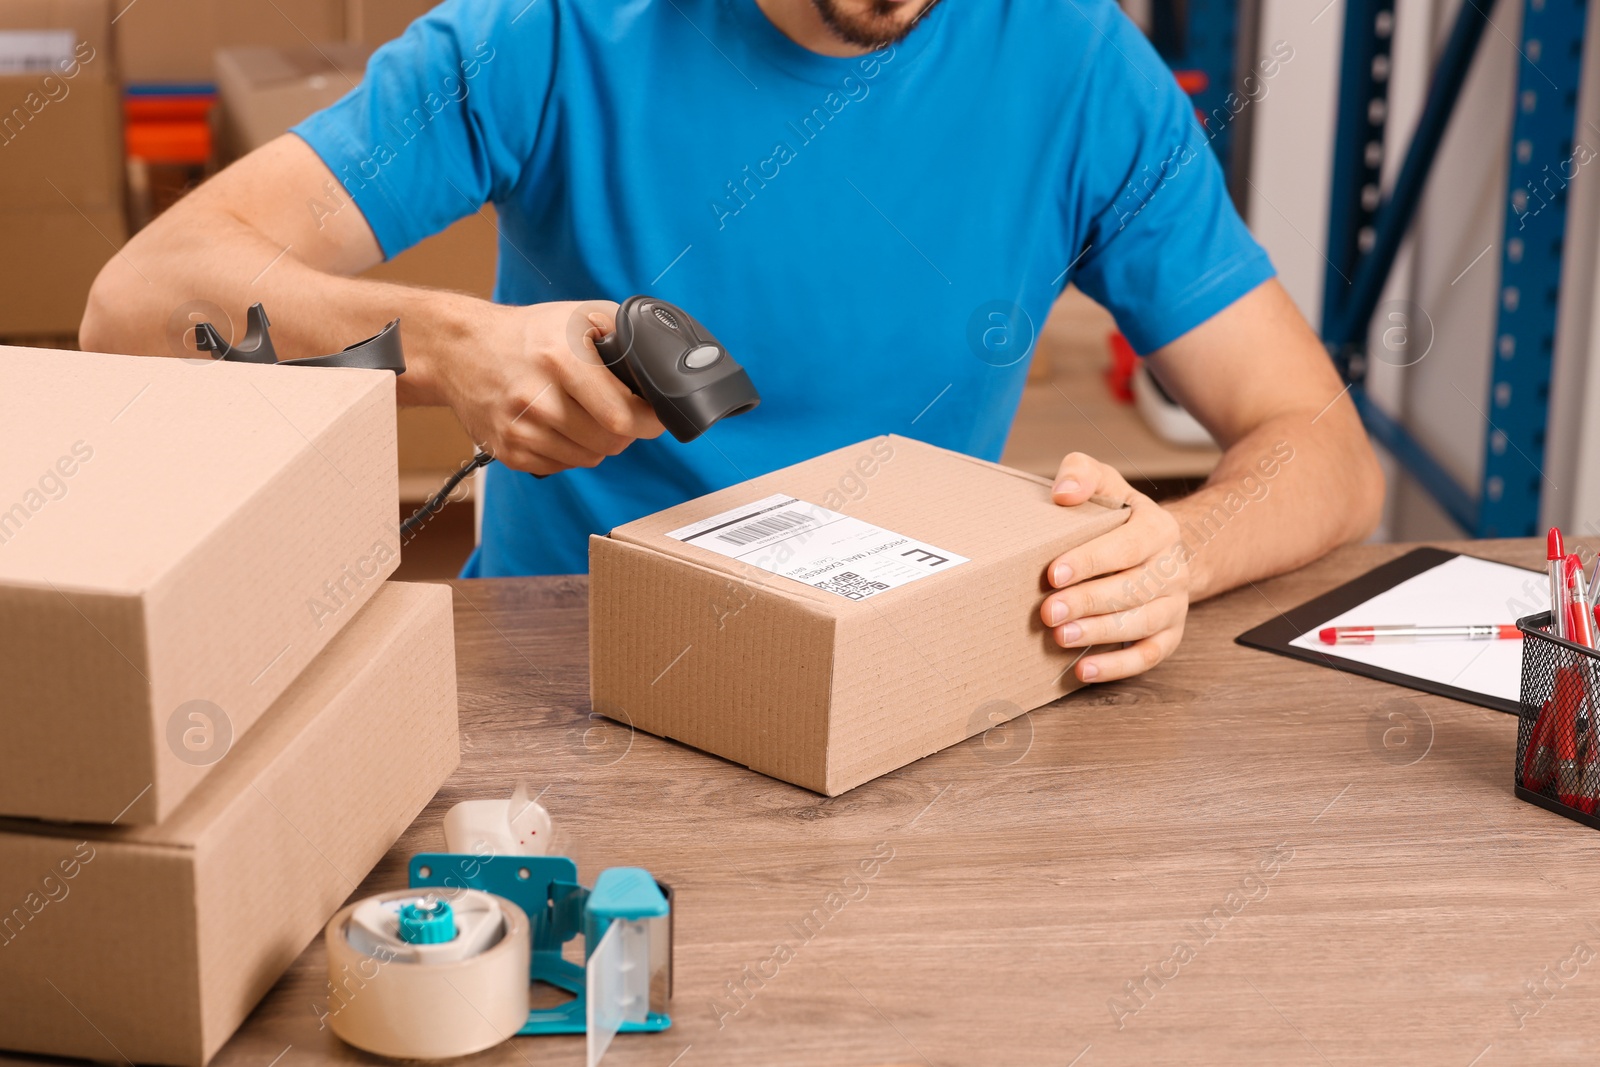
[{"x1": 593, "y1": 295, "x2": 760, "y2": 443}]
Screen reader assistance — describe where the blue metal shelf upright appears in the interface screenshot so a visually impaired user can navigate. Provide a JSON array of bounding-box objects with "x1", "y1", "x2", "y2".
[
  {"x1": 1149, "y1": 0, "x2": 1258, "y2": 207},
  {"x1": 1322, "y1": 0, "x2": 1592, "y2": 536}
]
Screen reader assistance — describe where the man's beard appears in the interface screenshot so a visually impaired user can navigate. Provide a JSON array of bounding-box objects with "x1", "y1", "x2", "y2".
[{"x1": 810, "y1": 0, "x2": 942, "y2": 48}]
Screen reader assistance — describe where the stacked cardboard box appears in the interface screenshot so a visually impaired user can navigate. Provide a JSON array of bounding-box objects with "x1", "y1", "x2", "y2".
[
  {"x1": 0, "y1": 0, "x2": 124, "y2": 336},
  {"x1": 0, "y1": 345, "x2": 461, "y2": 1065}
]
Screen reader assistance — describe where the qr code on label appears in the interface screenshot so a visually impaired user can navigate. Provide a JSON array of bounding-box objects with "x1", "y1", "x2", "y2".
[{"x1": 814, "y1": 571, "x2": 891, "y2": 600}]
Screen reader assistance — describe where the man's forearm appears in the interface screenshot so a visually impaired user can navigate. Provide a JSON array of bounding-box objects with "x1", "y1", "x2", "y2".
[
  {"x1": 1165, "y1": 399, "x2": 1383, "y2": 602},
  {"x1": 77, "y1": 135, "x2": 498, "y2": 410},
  {"x1": 80, "y1": 203, "x2": 484, "y2": 408}
]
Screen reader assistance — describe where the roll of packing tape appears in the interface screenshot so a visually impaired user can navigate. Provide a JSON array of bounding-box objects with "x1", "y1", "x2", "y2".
[{"x1": 324, "y1": 888, "x2": 530, "y2": 1060}]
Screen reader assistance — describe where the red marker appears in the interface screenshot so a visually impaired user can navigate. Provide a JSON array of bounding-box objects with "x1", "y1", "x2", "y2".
[{"x1": 1319, "y1": 624, "x2": 1522, "y2": 645}]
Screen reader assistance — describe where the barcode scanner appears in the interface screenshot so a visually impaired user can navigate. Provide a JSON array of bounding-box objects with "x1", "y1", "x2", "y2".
[
  {"x1": 593, "y1": 295, "x2": 760, "y2": 443},
  {"x1": 401, "y1": 295, "x2": 755, "y2": 537}
]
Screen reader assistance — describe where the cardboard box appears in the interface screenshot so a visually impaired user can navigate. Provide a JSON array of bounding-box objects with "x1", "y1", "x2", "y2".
[
  {"x1": 0, "y1": 345, "x2": 400, "y2": 824},
  {"x1": 0, "y1": 0, "x2": 117, "y2": 203},
  {"x1": 0, "y1": 75, "x2": 119, "y2": 208},
  {"x1": 213, "y1": 42, "x2": 367, "y2": 162},
  {"x1": 0, "y1": 0, "x2": 111, "y2": 67},
  {"x1": 0, "y1": 0, "x2": 122, "y2": 335},
  {"x1": 398, "y1": 407, "x2": 476, "y2": 471},
  {"x1": 345, "y1": 0, "x2": 436, "y2": 46},
  {"x1": 0, "y1": 203, "x2": 125, "y2": 335},
  {"x1": 397, "y1": 405, "x2": 478, "y2": 504},
  {"x1": 365, "y1": 208, "x2": 499, "y2": 299},
  {"x1": 0, "y1": 581, "x2": 459, "y2": 1067},
  {"x1": 589, "y1": 435, "x2": 1130, "y2": 795},
  {"x1": 116, "y1": 0, "x2": 343, "y2": 84}
]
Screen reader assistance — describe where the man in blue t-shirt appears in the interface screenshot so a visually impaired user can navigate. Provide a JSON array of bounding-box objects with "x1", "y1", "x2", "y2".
[{"x1": 84, "y1": 0, "x2": 1383, "y2": 684}]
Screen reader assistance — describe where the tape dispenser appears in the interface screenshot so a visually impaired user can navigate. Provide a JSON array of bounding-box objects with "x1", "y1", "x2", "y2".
[
  {"x1": 323, "y1": 789, "x2": 672, "y2": 1065},
  {"x1": 192, "y1": 302, "x2": 405, "y2": 371}
]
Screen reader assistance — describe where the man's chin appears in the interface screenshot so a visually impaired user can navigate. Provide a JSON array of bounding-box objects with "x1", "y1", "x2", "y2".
[{"x1": 810, "y1": 0, "x2": 940, "y2": 49}]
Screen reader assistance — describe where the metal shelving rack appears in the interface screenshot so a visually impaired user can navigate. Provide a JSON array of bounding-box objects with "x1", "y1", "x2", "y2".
[
  {"x1": 1150, "y1": 0, "x2": 1261, "y2": 208},
  {"x1": 1321, "y1": 0, "x2": 1592, "y2": 537}
]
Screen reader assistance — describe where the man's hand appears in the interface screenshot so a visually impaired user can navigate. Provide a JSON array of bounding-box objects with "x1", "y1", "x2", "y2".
[
  {"x1": 1040, "y1": 452, "x2": 1190, "y2": 683},
  {"x1": 440, "y1": 300, "x2": 667, "y2": 476}
]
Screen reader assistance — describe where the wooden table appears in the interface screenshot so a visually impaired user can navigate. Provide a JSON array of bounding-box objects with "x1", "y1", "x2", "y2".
[{"x1": 33, "y1": 539, "x2": 1600, "y2": 1066}]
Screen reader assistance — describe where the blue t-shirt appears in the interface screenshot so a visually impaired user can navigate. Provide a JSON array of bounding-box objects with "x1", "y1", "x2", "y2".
[{"x1": 293, "y1": 0, "x2": 1274, "y2": 577}]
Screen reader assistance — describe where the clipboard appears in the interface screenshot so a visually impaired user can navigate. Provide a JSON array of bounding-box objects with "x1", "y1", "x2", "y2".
[{"x1": 1235, "y1": 547, "x2": 1541, "y2": 715}]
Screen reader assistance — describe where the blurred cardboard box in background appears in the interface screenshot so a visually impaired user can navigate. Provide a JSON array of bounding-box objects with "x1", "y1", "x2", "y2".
[
  {"x1": 0, "y1": 0, "x2": 124, "y2": 335},
  {"x1": 0, "y1": 0, "x2": 109, "y2": 60},
  {"x1": 213, "y1": 41, "x2": 366, "y2": 160},
  {"x1": 2, "y1": 208, "x2": 125, "y2": 334},
  {"x1": 396, "y1": 405, "x2": 479, "y2": 503},
  {"x1": 115, "y1": 0, "x2": 343, "y2": 84},
  {"x1": 345, "y1": 0, "x2": 436, "y2": 47}
]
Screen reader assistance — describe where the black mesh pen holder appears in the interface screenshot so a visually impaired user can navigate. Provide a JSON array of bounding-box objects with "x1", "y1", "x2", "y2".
[{"x1": 1516, "y1": 610, "x2": 1600, "y2": 830}]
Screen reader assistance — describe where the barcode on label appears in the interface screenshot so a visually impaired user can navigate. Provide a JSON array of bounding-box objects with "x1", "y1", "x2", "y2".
[
  {"x1": 813, "y1": 571, "x2": 891, "y2": 601},
  {"x1": 714, "y1": 510, "x2": 815, "y2": 547}
]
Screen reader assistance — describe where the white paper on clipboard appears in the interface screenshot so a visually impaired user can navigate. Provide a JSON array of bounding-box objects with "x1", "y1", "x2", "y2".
[{"x1": 1287, "y1": 554, "x2": 1548, "y2": 705}]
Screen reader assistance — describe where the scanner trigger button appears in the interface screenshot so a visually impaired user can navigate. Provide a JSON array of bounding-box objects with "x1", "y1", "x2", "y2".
[{"x1": 684, "y1": 344, "x2": 722, "y2": 370}]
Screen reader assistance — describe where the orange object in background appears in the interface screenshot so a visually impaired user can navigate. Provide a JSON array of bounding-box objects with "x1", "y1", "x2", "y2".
[
  {"x1": 1174, "y1": 69, "x2": 1209, "y2": 95},
  {"x1": 125, "y1": 120, "x2": 212, "y2": 164},
  {"x1": 123, "y1": 88, "x2": 216, "y2": 164},
  {"x1": 1105, "y1": 330, "x2": 1138, "y2": 404},
  {"x1": 123, "y1": 88, "x2": 218, "y2": 231},
  {"x1": 124, "y1": 93, "x2": 215, "y2": 123}
]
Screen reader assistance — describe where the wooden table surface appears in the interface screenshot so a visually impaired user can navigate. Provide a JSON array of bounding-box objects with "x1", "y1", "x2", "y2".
[{"x1": 28, "y1": 539, "x2": 1600, "y2": 1066}]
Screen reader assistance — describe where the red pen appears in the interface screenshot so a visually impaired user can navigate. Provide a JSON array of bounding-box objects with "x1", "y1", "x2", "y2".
[
  {"x1": 1550, "y1": 527, "x2": 1568, "y2": 639},
  {"x1": 1590, "y1": 555, "x2": 1600, "y2": 634},
  {"x1": 1560, "y1": 554, "x2": 1600, "y2": 810},
  {"x1": 1567, "y1": 554, "x2": 1596, "y2": 648},
  {"x1": 1318, "y1": 624, "x2": 1521, "y2": 644}
]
